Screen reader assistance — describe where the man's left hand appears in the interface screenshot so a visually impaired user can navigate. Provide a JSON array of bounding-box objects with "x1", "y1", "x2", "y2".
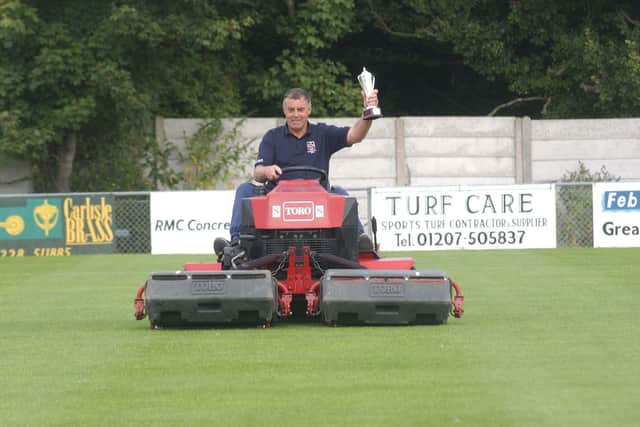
[{"x1": 363, "y1": 89, "x2": 379, "y2": 108}]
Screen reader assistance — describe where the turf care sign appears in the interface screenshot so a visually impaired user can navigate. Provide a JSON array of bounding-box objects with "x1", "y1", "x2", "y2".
[
  {"x1": 592, "y1": 182, "x2": 640, "y2": 248},
  {"x1": 150, "y1": 191, "x2": 234, "y2": 254},
  {"x1": 370, "y1": 184, "x2": 557, "y2": 251}
]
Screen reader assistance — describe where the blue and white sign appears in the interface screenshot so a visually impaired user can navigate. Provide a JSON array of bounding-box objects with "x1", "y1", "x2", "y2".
[{"x1": 593, "y1": 182, "x2": 640, "y2": 248}]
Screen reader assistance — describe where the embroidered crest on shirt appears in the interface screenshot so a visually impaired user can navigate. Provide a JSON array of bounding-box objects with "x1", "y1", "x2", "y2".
[{"x1": 306, "y1": 140, "x2": 316, "y2": 154}]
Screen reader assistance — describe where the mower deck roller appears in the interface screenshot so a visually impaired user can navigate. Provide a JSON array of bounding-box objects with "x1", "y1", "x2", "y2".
[
  {"x1": 144, "y1": 270, "x2": 276, "y2": 327},
  {"x1": 320, "y1": 269, "x2": 453, "y2": 325}
]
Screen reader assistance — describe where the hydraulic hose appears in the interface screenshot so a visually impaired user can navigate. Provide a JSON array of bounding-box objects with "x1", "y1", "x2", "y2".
[
  {"x1": 450, "y1": 279, "x2": 464, "y2": 318},
  {"x1": 134, "y1": 283, "x2": 146, "y2": 320}
]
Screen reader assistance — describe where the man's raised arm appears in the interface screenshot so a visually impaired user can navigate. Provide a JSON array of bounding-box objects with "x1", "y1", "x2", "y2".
[{"x1": 347, "y1": 89, "x2": 379, "y2": 145}]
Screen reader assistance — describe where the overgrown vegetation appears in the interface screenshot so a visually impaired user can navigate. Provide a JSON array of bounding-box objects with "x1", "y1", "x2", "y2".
[
  {"x1": 144, "y1": 118, "x2": 256, "y2": 190},
  {"x1": 176, "y1": 119, "x2": 255, "y2": 190}
]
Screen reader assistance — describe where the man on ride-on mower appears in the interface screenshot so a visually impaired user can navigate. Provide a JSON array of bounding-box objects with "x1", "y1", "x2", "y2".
[{"x1": 216, "y1": 87, "x2": 379, "y2": 256}]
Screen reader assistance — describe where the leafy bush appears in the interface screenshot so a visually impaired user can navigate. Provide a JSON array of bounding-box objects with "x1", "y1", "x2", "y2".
[{"x1": 147, "y1": 118, "x2": 256, "y2": 190}]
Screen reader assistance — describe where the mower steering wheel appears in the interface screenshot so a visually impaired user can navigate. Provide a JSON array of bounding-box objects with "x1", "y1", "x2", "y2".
[{"x1": 270, "y1": 166, "x2": 329, "y2": 190}]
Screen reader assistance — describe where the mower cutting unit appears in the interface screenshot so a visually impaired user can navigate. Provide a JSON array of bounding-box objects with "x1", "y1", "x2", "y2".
[{"x1": 134, "y1": 167, "x2": 464, "y2": 328}]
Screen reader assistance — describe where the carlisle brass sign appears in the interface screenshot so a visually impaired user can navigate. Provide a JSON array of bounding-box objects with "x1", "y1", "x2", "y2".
[{"x1": 0, "y1": 195, "x2": 116, "y2": 257}]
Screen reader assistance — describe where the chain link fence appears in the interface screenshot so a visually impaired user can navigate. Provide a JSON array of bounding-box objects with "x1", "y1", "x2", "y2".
[
  {"x1": 0, "y1": 183, "x2": 597, "y2": 253},
  {"x1": 114, "y1": 192, "x2": 151, "y2": 253},
  {"x1": 115, "y1": 183, "x2": 596, "y2": 252},
  {"x1": 555, "y1": 182, "x2": 593, "y2": 248}
]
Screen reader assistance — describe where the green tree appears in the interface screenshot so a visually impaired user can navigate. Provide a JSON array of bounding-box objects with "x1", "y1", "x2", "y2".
[
  {"x1": 0, "y1": 0, "x2": 255, "y2": 192},
  {"x1": 4, "y1": 0, "x2": 640, "y2": 194},
  {"x1": 361, "y1": 0, "x2": 640, "y2": 117},
  {"x1": 243, "y1": 0, "x2": 362, "y2": 117}
]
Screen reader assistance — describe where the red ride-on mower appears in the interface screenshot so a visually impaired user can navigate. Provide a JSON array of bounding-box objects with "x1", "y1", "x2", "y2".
[{"x1": 134, "y1": 166, "x2": 464, "y2": 328}]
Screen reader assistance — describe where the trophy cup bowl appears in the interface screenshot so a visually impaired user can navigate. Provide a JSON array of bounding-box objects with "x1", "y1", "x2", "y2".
[{"x1": 357, "y1": 67, "x2": 383, "y2": 120}]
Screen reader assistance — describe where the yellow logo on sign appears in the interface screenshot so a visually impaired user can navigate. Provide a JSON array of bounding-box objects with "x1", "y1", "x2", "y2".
[
  {"x1": 0, "y1": 214, "x2": 25, "y2": 236},
  {"x1": 33, "y1": 200, "x2": 59, "y2": 236},
  {"x1": 64, "y1": 197, "x2": 114, "y2": 245}
]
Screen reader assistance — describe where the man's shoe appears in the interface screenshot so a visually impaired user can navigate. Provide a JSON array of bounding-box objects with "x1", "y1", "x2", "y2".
[
  {"x1": 214, "y1": 237, "x2": 230, "y2": 256},
  {"x1": 358, "y1": 234, "x2": 374, "y2": 252}
]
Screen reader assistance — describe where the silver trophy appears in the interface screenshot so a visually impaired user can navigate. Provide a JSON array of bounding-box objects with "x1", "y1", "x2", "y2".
[{"x1": 357, "y1": 67, "x2": 382, "y2": 120}]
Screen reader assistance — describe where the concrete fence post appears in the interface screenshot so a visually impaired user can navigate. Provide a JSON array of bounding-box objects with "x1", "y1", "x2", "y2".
[
  {"x1": 522, "y1": 116, "x2": 532, "y2": 183},
  {"x1": 514, "y1": 116, "x2": 533, "y2": 184},
  {"x1": 155, "y1": 116, "x2": 166, "y2": 142},
  {"x1": 395, "y1": 117, "x2": 408, "y2": 186},
  {"x1": 514, "y1": 117, "x2": 524, "y2": 184}
]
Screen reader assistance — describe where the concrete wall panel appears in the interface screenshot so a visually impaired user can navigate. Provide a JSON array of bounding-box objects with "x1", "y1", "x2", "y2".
[
  {"x1": 406, "y1": 157, "x2": 514, "y2": 178},
  {"x1": 332, "y1": 138, "x2": 395, "y2": 158},
  {"x1": 315, "y1": 117, "x2": 396, "y2": 138},
  {"x1": 410, "y1": 176, "x2": 516, "y2": 186},
  {"x1": 405, "y1": 136, "x2": 514, "y2": 156},
  {"x1": 532, "y1": 118, "x2": 640, "y2": 140},
  {"x1": 404, "y1": 117, "x2": 515, "y2": 138},
  {"x1": 331, "y1": 177, "x2": 396, "y2": 189},
  {"x1": 0, "y1": 155, "x2": 32, "y2": 194},
  {"x1": 532, "y1": 159, "x2": 640, "y2": 182},
  {"x1": 532, "y1": 139, "x2": 640, "y2": 160},
  {"x1": 331, "y1": 157, "x2": 395, "y2": 179}
]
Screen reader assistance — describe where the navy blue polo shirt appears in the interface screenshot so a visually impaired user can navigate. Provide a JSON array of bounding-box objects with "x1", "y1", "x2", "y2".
[{"x1": 255, "y1": 121, "x2": 350, "y2": 180}]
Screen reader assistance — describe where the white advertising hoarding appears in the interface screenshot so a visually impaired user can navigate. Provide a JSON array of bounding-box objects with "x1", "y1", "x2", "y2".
[
  {"x1": 150, "y1": 191, "x2": 235, "y2": 254},
  {"x1": 592, "y1": 182, "x2": 640, "y2": 248},
  {"x1": 370, "y1": 184, "x2": 557, "y2": 251}
]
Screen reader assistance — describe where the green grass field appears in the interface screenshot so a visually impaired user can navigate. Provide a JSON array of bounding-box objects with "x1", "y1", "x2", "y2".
[{"x1": 1, "y1": 248, "x2": 639, "y2": 427}]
